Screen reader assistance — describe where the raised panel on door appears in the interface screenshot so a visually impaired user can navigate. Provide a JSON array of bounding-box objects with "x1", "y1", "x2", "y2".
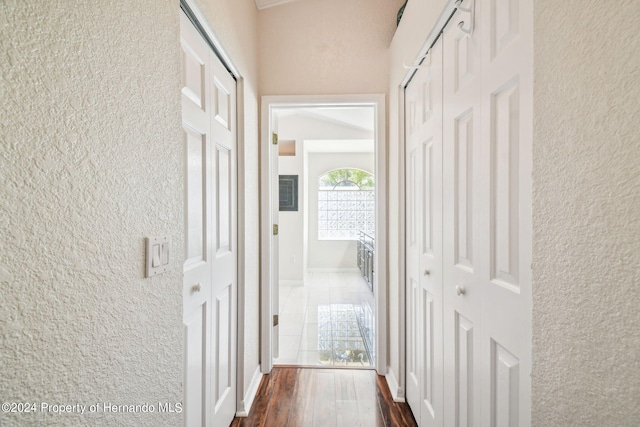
[
  {"x1": 214, "y1": 284, "x2": 232, "y2": 408},
  {"x1": 213, "y1": 77, "x2": 230, "y2": 129},
  {"x1": 408, "y1": 276, "x2": 420, "y2": 400},
  {"x1": 477, "y1": 0, "x2": 533, "y2": 427},
  {"x1": 181, "y1": 10, "x2": 237, "y2": 427},
  {"x1": 490, "y1": 79, "x2": 520, "y2": 290},
  {"x1": 490, "y1": 340, "x2": 520, "y2": 427},
  {"x1": 216, "y1": 144, "x2": 231, "y2": 254},
  {"x1": 208, "y1": 43, "x2": 237, "y2": 426},
  {"x1": 181, "y1": 12, "x2": 213, "y2": 427},
  {"x1": 184, "y1": 126, "x2": 207, "y2": 269},
  {"x1": 490, "y1": 0, "x2": 520, "y2": 60},
  {"x1": 443, "y1": 4, "x2": 483, "y2": 426},
  {"x1": 455, "y1": 312, "x2": 474, "y2": 427},
  {"x1": 422, "y1": 289, "x2": 436, "y2": 420},
  {"x1": 419, "y1": 38, "x2": 444, "y2": 427},
  {"x1": 479, "y1": 0, "x2": 532, "y2": 423},
  {"x1": 405, "y1": 37, "x2": 444, "y2": 427},
  {"x1": 454, "y1": 111, "x2": 474, "y2": 272},
  {"x1": 184, "y1": 307, "x2": 207, "y2": 427},
  {"x1": 405, "y1": 77, "x2": 421, "y2": 414},
  {"x1": 181, "y1": 31, "x2": 207, "y2": 112}
]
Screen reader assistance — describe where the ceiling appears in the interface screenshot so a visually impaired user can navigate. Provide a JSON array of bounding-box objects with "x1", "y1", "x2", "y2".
[
  {"x1": 304, "y1": 139, "x2": 374, "y2": 153},
  {"x1": 254, "y1": 0, "x2": 303, "y2": 10},
  {"x1": 275, "y1": 106, "x2": 375, "y2": 133}
]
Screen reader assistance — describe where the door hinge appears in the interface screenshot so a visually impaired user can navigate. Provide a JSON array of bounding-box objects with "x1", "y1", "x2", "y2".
[
  {"x1": 273, "y1": 314, "x2": 279, "y2": 327},
  {"x1": 273, "y1": 224, "x2": 278, "y2": 235},
  {"x1": 272, "y1": 132, "x2": 278, "y2": 145}
]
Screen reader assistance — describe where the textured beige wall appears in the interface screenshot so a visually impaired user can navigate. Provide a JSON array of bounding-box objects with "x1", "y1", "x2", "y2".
[
  {"x1": 532, "y1": 0, "x2": 640, "y2": 425},
  {"x1": 0, "y1": 1, "x2": 183, "y2": 426},
  {"x1": 192, "y1": 0, "x2": 261, "y2": 403},
  {"x1": 258, "y1": 0, "x2": 404, "y2": 96}
]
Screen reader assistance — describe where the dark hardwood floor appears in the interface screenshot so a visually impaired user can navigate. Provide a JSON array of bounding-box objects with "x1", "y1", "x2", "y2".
[{"x1": 230, "y1": 367, "x2": 417, "y2": 427}]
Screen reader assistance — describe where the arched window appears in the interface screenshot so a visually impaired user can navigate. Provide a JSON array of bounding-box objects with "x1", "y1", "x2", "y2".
[{"x1": 318, "y1": 168, "x2": 374, "y2": 240}]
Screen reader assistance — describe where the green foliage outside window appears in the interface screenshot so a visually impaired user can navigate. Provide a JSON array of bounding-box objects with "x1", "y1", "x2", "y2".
[{"x1": 319, "y1": 169, "x2": 374, "y2": 189}]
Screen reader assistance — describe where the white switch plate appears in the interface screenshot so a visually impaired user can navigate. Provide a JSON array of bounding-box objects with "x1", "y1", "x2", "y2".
[{"x1": 146, "y1": 235, "x2": 171, "y2": 277}]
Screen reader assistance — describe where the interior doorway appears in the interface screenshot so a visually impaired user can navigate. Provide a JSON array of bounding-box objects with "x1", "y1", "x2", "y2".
[
  {"x1": 275, "y1": 107, "x2": 376, "y2": 368},
  {"x1": 260, "y1": 95, "x2": 387, "y2": 375}
]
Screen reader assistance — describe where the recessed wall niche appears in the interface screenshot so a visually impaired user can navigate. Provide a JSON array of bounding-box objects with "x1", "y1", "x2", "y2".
[{"x1": 278, "y1": 139, "x2": 296, "y2": 156}]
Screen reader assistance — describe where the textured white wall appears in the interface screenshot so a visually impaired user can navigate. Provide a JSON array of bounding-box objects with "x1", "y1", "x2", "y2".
[
  {"x1": 257, "y1": 0, "x2": 403, "y2": 95},
  {"x1": 1, "y1": 0, "x2": 261, "y2": 425},
  {"x1": 532, "y1": 1, "x2": 640, "y2": 425},
  {"x1": 1, "y1": 1, "x2": 183, "y2": 425},
  {"x1": 193, "y1": 0, "x2": 261, "y2": 405}
]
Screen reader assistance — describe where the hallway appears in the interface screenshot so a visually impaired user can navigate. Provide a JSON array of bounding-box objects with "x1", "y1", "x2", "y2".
[
  {"x1": 275, "y1": 272, "x2": 375, "y2": 367},
  {"x1": 3, "y1": 1, "x2": 639, "y2": 426},
  {"x1": 230, "y1": 367, "x2": 416, "y2": 426}
]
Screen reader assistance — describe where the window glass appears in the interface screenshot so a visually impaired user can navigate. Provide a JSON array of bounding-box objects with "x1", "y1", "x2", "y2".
[{"x1": 318, "y1": 169, "x2": 374, "y2": 240}]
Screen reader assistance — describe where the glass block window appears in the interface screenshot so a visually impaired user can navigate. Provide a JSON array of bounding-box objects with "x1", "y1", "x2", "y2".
[{"x1": 318, "y1": 169, "x2": 374, "y2": 240}]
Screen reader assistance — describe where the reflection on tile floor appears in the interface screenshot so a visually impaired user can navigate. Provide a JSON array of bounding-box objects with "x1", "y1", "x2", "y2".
[
  {"x1": 274, "y1": 272, "x2": 375, "y2": 367},
  {"x1": 316, "y1": 304, "x2": 369, "y2": 366}
]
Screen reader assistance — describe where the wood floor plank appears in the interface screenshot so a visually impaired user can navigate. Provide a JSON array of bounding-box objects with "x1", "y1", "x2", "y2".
[
  {"x1": 373, "y1": 371, "x2": 418, "y2": 426},
  {"x1": 334, "y1": 369, "x2": 357, "y2": 401},
  {"x1": 334, "y1": 370, "x2": 359, "y2": 426},
  {"x1": 353, "y1": 369, "x2": 385, "y2": 427},
  {"x1": 230, "y1": 369, "x2": 273, "y2": 427},
  {"x1": 231, "y1": 367, "x2": 416, "y2": 427},
  {"x1": 287, "y1": 368, "x2": 315, "y2": 427},
  {"x1": 266, "y1": 367, "x2": 298, "y2": 426},
  {"x1": 312, "y1": 371, "x2": 337, "y2": 426}
]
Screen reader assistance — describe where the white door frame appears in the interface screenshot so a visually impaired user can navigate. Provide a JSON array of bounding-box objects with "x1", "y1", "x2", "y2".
[
  {"x1": 180, "y1": 0, "x2": 248, "y2": 417},
  {"x1": 260, "y1": 94, "x2": 387, "y2": 375}
]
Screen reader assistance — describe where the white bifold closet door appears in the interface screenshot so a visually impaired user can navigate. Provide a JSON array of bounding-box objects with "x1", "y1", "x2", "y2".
[
  {"x1": 405, "y1": 37, "x2": 444, "y2": 427},
  {"x1": 405, "y1": 0, "x2": 532, "y2": 425},
  {"x1": 181, "y1": 11, "x2": 238, "y2": 427}
]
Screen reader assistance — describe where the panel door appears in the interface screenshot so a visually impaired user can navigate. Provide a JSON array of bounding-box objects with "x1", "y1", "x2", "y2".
[
  {"x1": 181, "y1": 11, "x2": 237, "y2": 427},
  {"x1": 443, "y1": 3, "x2": 484, "y2": 426},
  {"x1": 405, "y1": 37, "x2": 445, "y2": 427},
  {"x1": 478, "y1": 0, "x2": 533, "y2": 424}
]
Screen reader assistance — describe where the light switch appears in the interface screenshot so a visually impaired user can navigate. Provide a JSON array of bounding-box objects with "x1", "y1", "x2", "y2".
[
  {"x1": 161, "y1": 243, "x2": 170, "y2": 265},
  {"x1": 145, "y1": 235, "x2": 171, "y2": 278},
  {"x1": 152, "y1": 244, "x2": 161, "y2": 267}
]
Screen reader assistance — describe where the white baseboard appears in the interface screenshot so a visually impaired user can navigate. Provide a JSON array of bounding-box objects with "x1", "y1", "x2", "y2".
[
  {"x1": 279, "y1": 279, "x2": 304, "y2": 286},
  {"x1": 307, "y1": 268, "x2": 360, "y2": 274},
  {"x1": 386, "y1": 366, "x2": 405, "y2": 403},
  {"x1": 235, "y1": 365, "x2": 263, "y2": 417}
]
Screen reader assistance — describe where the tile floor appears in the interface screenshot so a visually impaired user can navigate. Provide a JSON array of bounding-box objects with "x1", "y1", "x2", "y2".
[{"x1": 274, "y1": 271, "x2": 375, "y2": 367}]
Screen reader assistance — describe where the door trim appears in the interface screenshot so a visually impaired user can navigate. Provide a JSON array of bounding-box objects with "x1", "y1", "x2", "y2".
[
  {"x1": 260, "y1": 94, "x2": 387, "y2": 375},
  {"x1": 180, "y1": 0, "x2": 249, "y2": 418}
]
